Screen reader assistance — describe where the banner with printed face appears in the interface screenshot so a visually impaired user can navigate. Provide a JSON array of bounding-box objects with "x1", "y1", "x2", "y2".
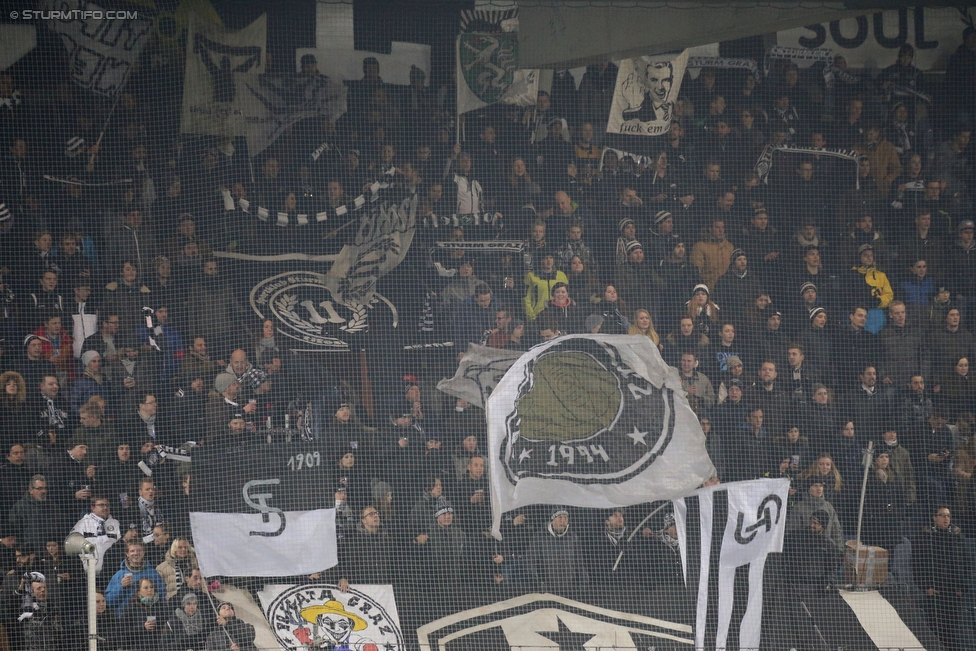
[
  {"x1": 258, "y1": 583, "x2": 404, "y2": 651},
  {"x1": 606, "y1": 50, "x2": 690, "y2": 137}
]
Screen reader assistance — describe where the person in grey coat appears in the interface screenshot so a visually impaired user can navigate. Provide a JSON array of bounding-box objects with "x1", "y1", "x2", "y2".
[
  {"x1": 786, "y1": 481, "x2": 845, "y2": 553},
  {"x1": 526, "y1": 508, "x2": 589, "y2": 598}
]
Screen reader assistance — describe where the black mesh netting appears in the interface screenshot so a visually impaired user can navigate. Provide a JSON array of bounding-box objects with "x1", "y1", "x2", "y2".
[{"x1": 0, "y1": 1, "x2": 974, "y2": 650}]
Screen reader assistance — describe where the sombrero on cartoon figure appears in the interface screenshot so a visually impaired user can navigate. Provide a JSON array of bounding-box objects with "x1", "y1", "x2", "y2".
[{"x1": 300, "y1": 600, "x2": 368, "y2": 630}]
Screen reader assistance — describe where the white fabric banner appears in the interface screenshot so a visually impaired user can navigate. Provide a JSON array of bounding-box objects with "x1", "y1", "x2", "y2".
[
  {"x1": 487, "y1": 334, "x2": 715, "y2": 537},
  {"x1": 190, "y1": 509, "x2": 336, "y2": 577},
  {"x1": 436, "y1": 344, "x2": 522, "y2": 409},
  {"x1": 180, "y1": 14, "x2": 267, "y2": 138},
  {"x1": 776, "y1": 8, "x2": 971, "y2": 70},
  {"x1": 673, "y1": 478, "x2": 789, "y2": 651},
  {"x1": 44, "y1": 0, "x2": 152, "y2": 97},
  {"x1": 258, "y1": 583, "x2": 404, "y2": 651},
  {"x1": 606, "y1": 50, "x2": 690, "y2": 137}
]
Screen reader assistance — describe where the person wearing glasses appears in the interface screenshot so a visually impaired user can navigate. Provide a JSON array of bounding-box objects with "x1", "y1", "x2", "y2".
[
  {"x1": 71, "y1": 495, "x2": 121, "y2": 574},
  {"x1": 8, "y1": 475, "x2": 62, "y2": 554}
]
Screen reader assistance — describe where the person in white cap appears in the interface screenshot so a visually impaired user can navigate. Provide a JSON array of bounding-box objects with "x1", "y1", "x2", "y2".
[{"x1": 526, "y1": 507, "x2": 589, "y2": 597}]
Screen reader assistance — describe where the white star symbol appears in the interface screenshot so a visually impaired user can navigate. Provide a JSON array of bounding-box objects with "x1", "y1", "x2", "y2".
[
  {"x1": 626, "y1": 426, "x2": 648, "y2": 446},
  {"x1": 519, "y1": 448, "x2": 532, "y2": 462}
]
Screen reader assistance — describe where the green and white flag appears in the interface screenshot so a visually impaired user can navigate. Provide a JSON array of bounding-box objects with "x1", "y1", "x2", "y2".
[{"x1": 456, "y1": 33, "x2": 538, "y2": 114}]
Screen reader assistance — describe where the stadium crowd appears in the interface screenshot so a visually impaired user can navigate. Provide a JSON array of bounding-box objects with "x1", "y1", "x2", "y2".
[{"x1": 0, "y1": 23, "x2": 975, "y2": 651}]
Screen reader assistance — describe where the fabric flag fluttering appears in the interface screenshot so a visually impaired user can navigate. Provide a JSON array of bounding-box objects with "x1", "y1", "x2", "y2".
[
  {"x1": 672, "y1": 478, "x2": 790, "y2": 651},
  {"x1": 44, "y1": 0, "x2": 153, "y2": 97},
  {"x1": 486, "y1": 334, "x2": 716, "y2": 537},
  {"x1": 437, "y1": 344, "x2": 522, "y2": 409},
  {"x1": 189, "y1": 444, "x2": 337, "y2": 577},
  {"x1": 607, "y1": 50, "x2": 690, "y2": 137}
]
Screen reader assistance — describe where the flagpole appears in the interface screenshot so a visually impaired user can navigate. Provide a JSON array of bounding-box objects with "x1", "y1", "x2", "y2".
[
  {"x1": 196, "y1": 565, "x2": 240, "y2": 648},
  {"x1": 88, "y1": 82, "x2": 127, "y2": 169},
  {"x1": 853, "y1": 440, "x2": 874, "y2": 584},
  {"x1": 612, "y1": 502, "x2": 669, "y2": 572}
]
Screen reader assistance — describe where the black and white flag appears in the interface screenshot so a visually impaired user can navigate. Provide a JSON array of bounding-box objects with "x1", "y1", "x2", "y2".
[
  {"x1": 487, "y1": 335, "x2": 716, "y2": 537},
  {"x1": 673, "y1": 478, "x2": 789, "y2": 651},
  {"x1": 45, "y1": 0, "x2": 152, "y2": 97},
  {"x1": 190, "y1": 444, "x2": 337, "y2": 577},
  {"x1": 180, "y1": 14, "x2": 266, "y2": 139},
  {"x1": 606, "y1": 50, "x2": 690, "y2": 137}
]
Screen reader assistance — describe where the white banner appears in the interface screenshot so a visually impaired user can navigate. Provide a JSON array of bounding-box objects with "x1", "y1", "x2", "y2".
[
  {"x1": 190, "y1": 509, "x2": 336, "y2": 577},
  {"x1": 487, "y1": 334, "x2": 715, "y2": 537},
  {"x1": 258, "y1": 583, "x2": 404, "y2": 651},
  {"x1": 44, "y1": 0, "x2": 152, "y2": 97},
  {"x1": 180, "y1": 14, "x2": 266, "y2": 138},
  {"x1": 673, "y1": 478, "x2": 789, "y2": 651},
  {"x1": 776, "y1": 7, "x2": 973, "y2": 70},
  {"x1": 607, "y1": 50, "x2": 690, "y2": 137}
]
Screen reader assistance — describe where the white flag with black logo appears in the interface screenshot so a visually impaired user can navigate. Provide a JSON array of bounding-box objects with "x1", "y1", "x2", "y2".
[
  {"x1": 607, "y1": 50, "x2": 689, "y2": 137},
  {"x1": 180, "y1": 14, "x2": 267, "y2": 138},
  {"x1": 672, "y1": 478, "x2": 789, "y2": 651},
  {"x1": 189, "y1": 444, "x2": 337, "y2": 577},
  {"x1": 486, "y1": 335, "x2": 716, "y2": 537},
  {"x1": 436, "y1": 344, "x2": 522, "y2": 408}
]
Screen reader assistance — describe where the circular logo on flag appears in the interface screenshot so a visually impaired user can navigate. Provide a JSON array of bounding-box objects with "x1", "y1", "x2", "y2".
[
  {"x1": 263, "y1": 584, "x2": 404, "y2": 651},
  {"x1": 500, "y1": 337, "x2": 675, "y2": 485},
  {"x1": 251, "y1": 272, "x2": 394, "y2": 349}
]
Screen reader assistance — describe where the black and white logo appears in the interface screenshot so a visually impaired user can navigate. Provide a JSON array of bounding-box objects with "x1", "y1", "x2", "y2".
[
  {"x1": 500, "y1": 338, "x2": 675, "y2": 485},
  {"x1": 417, "y1": 593, "x2": 692, "y2": 650},
  {"x1": 261, "y1": 584, "x2": 404, "y2": 651},
  {"x1": 250, "y1": 271, "x2": 395, "y2": 349}
]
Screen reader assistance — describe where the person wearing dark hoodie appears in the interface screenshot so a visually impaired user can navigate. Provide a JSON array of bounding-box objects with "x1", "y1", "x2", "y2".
[
  {"x1": 590, "y1": 285, "x2": 630, "y2": 334},
  {"x1": 205, "y1": 602, "x2": 256, "y2": 651},
  {"x1": 537, "y1": 282, "x2": 585, "y2": 334},
  {"x1": 526, "y1": 508, "x2": 589, "y2": 599},
  {"x1": 783, "y1": 509, "x2": 844, "y2": 586}
]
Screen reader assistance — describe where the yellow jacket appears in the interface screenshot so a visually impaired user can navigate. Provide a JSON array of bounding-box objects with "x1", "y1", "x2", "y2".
[{"x1": 853, "y1": 265, "x2": 894, "y2": 308}]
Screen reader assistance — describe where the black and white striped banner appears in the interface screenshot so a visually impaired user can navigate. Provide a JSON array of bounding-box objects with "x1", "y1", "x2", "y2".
[{"x1": 673, "y1": 478, "x2": 789, "y2": 651}]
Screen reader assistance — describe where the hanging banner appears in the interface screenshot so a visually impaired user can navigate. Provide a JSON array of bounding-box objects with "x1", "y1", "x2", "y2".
[
  {"x1": 180, "y1": 14, "x2": 266, "y2": 138},
  {"x1": 606, "y1": 50, "x2": 690, "y2": 137},
  {"x1": 776, "y1": 7, "x2": 974, "y2": 70},
  {"x1": 259, "y1": 583, "x2": 404, "y2": 651}
]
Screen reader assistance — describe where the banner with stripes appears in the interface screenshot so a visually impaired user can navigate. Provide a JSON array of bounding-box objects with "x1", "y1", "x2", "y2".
[{"x1": 673, "y1": 478, "x2": 789, "y2": 651}]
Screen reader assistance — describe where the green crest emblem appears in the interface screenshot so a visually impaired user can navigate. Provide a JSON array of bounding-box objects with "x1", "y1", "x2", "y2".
[{"x1": 459, "y1": 33, "x2": 519, "y2": 104}]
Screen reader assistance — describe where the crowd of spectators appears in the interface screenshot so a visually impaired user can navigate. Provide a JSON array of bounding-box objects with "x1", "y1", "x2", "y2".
[{"x1": 0, "y1": 24, "x2": 975, "y2": 651}]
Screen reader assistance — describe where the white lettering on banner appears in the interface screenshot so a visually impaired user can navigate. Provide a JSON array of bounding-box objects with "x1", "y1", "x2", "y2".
[{"x1": 777, "y1": 7, "x2": 973, "y2": 69}]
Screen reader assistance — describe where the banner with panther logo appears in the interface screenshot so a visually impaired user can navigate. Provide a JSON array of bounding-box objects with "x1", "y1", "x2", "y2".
[
  {"x1": 486, "y1": 334, "x2": 716, "y2": 537},
  {"x1": 456, "y1": 33, "x2": 538, "y2": 114},
  {"x1": 258, "y1": 583, "x2": 403, "y2": 651}
]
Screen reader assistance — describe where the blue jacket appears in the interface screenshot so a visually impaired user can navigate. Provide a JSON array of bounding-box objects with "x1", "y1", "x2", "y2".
[{"x1": 104, "y1": 559, "x2": 165, "y2": 615}]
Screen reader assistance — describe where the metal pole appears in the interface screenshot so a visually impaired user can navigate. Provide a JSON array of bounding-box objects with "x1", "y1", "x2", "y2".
[
  {"x1": 854, "y1": 440, "x2": 874, "y2": 583},
  {"x1": 612, "y1": 502, "x2": 670, "y2": 572},
  {"x1": 85, "y1": 554, "x2": 97, "y2": 651}
]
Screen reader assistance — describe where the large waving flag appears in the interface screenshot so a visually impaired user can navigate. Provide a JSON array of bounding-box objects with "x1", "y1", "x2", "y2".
[{"x1": 486, "y1": 334, "x2": 715, "y2": 536}]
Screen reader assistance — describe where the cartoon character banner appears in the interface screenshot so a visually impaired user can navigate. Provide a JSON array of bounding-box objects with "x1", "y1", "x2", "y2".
[
  {"x1": 606, "y1": 50, "x2": 690, "y2": 137},
  {"x1": 258, "y1": 583, "x2": 404, "y2": 651}
]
